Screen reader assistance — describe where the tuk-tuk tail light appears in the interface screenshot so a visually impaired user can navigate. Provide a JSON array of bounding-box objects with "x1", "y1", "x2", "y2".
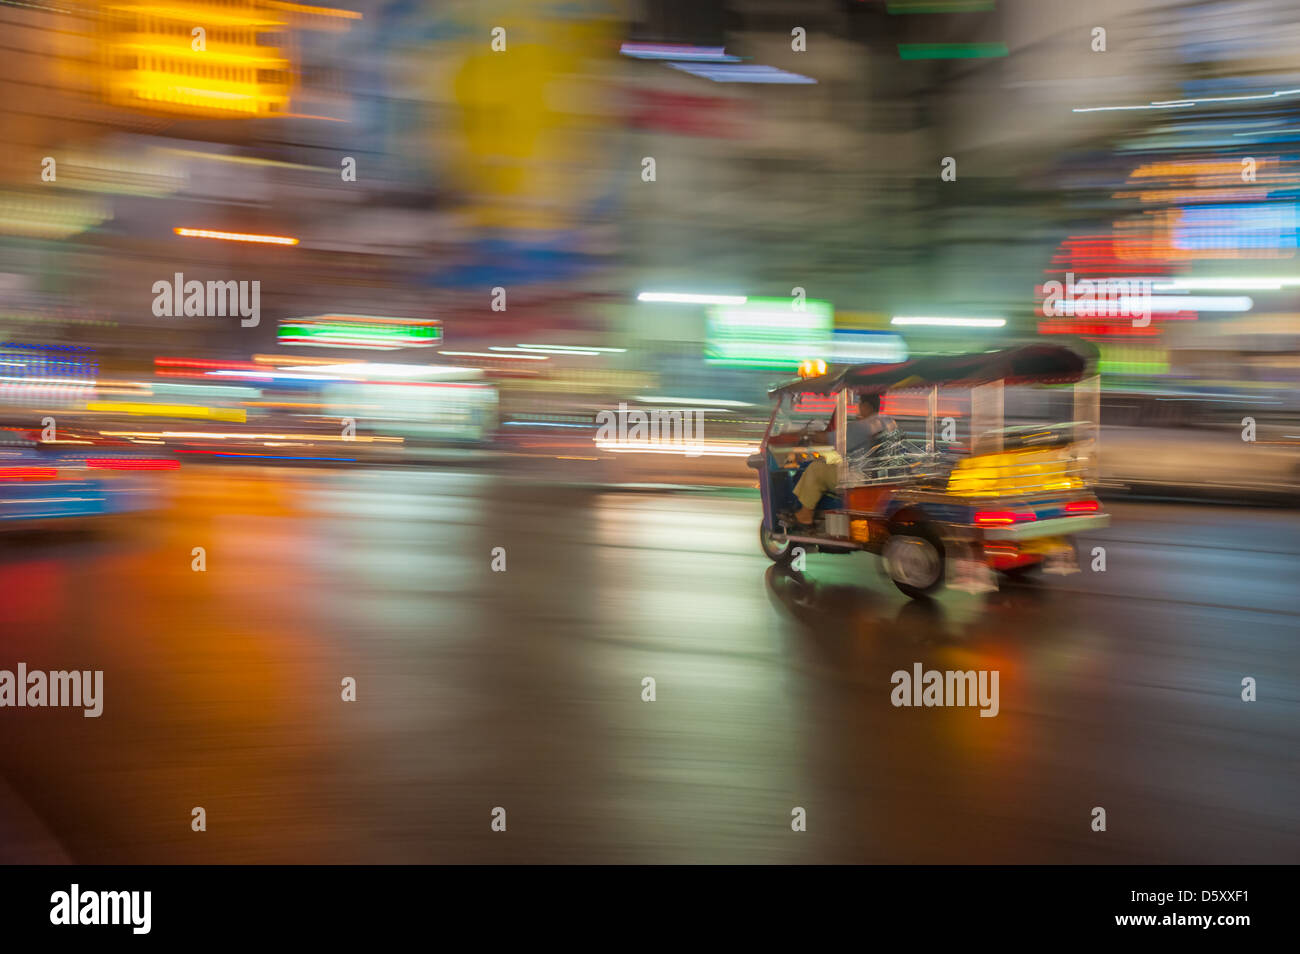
[
  {"x1": 1064, "y1": 500, "x2": 1100, "y2": 513},
  {"x1": 974, "y1": 510, "x2": 1036, "y2": 527}
]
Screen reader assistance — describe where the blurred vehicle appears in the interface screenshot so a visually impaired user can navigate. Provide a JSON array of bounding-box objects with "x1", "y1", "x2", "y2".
[
  {"x1": 750, "y1": 345, "x2": 1110, "y2": 598},
  {"x1": 0, "y1": 451, "x2": 165, "y2": 533},
  {"x1": 0, "y1": 421, "x2": 174, "y2": 532}
]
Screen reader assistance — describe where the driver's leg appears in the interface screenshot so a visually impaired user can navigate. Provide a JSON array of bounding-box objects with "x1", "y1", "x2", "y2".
[{"x1": 792, "y1": 458, "x2": 834, "y2": 526}]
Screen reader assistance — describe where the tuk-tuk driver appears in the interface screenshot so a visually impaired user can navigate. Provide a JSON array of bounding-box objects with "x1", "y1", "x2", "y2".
[{"x1": 790, "y1": 391, "x2": 898, "y2": 527}]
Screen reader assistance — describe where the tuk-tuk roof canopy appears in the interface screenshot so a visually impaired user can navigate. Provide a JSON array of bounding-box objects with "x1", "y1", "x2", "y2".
[{"x1": 770, "y1": 344, "x2": 1089, "y2": 397}]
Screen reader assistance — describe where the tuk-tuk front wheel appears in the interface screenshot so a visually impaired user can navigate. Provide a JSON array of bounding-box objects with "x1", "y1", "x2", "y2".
[
  {"x1": 759, "y1": 521, "x2": 795, "y2": 564},
  {"x1": 883, "y1": 523, "x2": 945, "y2": 599}
]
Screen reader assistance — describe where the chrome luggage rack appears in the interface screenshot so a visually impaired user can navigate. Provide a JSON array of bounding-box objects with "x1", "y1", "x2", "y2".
[{"x1": 844, "y1": 438, "x2": 949, "y2": 487}]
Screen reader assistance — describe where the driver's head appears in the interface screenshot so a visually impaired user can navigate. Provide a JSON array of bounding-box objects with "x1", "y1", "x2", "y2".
[{"x1": 857, "y1": 392, "x2": 882, "y2": 417}]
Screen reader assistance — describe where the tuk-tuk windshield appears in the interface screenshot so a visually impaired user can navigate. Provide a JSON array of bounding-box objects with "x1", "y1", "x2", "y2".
[{"x1": 770, "y1": 390, "x2": 836, "y2": 439}]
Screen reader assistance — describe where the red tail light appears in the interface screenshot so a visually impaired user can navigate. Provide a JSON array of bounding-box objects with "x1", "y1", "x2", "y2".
[
  {"x1": 974, "y1": 510, "x2": 1036, "y2": 527},
  {"x1": 0, "y1": 467, "x2": 58, "y2": 481},
  {"x1": 85, "y1": 458, "x2": 180, "y2": 471},
  {"x1": 1064, "y1": 500, "x2": 1100, "y2": 513}
]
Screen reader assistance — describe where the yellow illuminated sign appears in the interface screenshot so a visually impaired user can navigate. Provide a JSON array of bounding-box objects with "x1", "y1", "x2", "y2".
[
  {"x1": 443, "y1": 2, "x2": 620, "y2": 231},
  {"x1": 99, "y1": 1, "x2": 311, "y2": 117},
  {"x1": 87, "y1": 401, "x2": 248, "y2": 423}
]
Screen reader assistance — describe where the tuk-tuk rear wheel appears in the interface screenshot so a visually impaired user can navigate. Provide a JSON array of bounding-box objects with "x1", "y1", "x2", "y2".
[{"x1": 883, "y1": 522, "x2": 946, "y2": 599}]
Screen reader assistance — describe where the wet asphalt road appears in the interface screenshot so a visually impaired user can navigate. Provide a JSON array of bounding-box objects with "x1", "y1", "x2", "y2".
[{"x1": 1, "y1": 466, "x2": 1297, "y2": 863}]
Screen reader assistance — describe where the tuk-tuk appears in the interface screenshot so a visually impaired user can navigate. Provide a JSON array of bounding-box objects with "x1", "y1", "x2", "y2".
[{"x1": 748, "y1": 344, "x2": 1110, "y2": 598}]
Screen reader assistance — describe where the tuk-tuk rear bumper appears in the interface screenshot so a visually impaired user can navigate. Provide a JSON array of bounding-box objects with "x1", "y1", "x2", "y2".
[{"x1": 981, "y1": 513, "x2": 1110, "y2": 541}]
